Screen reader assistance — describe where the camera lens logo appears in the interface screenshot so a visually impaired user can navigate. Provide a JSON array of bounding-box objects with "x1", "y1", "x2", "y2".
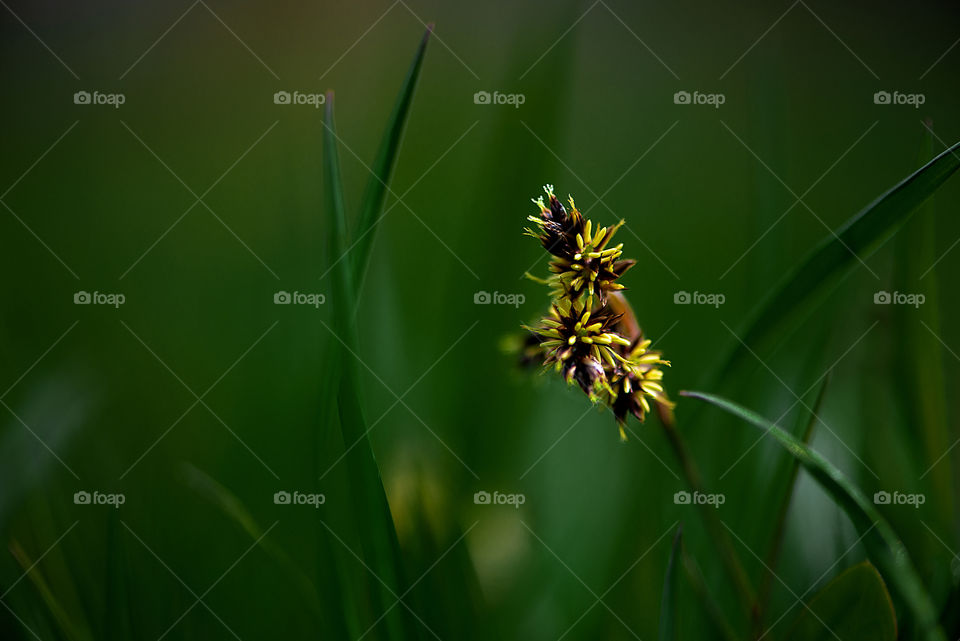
[
  {"x1": 73, "y1": 91, "x2": 91, "y2": 105},
  {"x1": 274, "y1": 291, "x2": 292, "y2": 304},
  {"x1": 474, "y1": 291, "x2": 491, "y2": 304},
  {"x1": 473, "y1": 91, "x2": 491, "y2": 105},
  {"x1": 273, "y1": 491, "x2": 291, "y2": 505},
  {"x1": 673, "y1": 91, "x2": 691, "y2": 105},
  {"x1": 74, "y1": 291, "x2": 92, "y2": 304},
  {"x1": 673, "y1": 291, "x2": 691, "y2": 304},
  {"x1": 74, "y1": 490, "x2": 91, "y2": 504},
  {"x1": 873, "y1": 91, "x2": 891, "y2": 105},
  {"x1": 473, "y1": 490, "x2": 491, "y2": 504},
  {"x1": 673, "y1": 491, "x2": 691, "y2": 504},
  {"x1": 874, "y1": 291, "x2": 891, "y2": 304},
  {"x1": 273, "y1": 91, "x2": 291, "y2": 105},
  {"x1": 873, "y1": 490, "x2": 891, "y2": 505}
]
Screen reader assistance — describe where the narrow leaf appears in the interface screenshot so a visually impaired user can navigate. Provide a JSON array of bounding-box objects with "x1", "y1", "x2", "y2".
[
  {"x1": 760, "y1": 375, "x2": 829, "y2": 612},
  {"x1": 323, "y1": 94, "x2": 415, "y2": 640},
  {"x1": 893, "y1": 126, "x2": 952, "y2": 525},
  {"x1": 658, "y1": 525, "x2": 682, "y2": 641},
  {"x1": 352, "y1": 24, "x2": 433, "y2": 292},
  {"x1": 715, "y1": 139, "x2": 960, "y2": 380},
  {"x1": 9, "y1": 539, "x2": 92, "y2": 641},
  {"x1": 681, "y1": 390, "x2": 946, "y2": 641},
  {"x1": 181, "y1": 465, "x2": 334, "y2": 629},
  {"x1": 680, "y1": 546, "x2": 740, "y2": 641},
  {"x1": 785, "y1": 561, "x2": 896, "y2": 641}
]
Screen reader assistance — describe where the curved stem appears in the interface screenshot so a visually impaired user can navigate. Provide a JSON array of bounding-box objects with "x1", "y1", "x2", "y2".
[{"x1": 657, "y1": 403, "x2": 763, "y2": 638}]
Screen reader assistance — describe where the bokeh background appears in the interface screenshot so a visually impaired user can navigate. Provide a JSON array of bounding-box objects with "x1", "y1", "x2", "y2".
[{"x1": 2, "y1": 0, "x2": 960, "y2": 639}]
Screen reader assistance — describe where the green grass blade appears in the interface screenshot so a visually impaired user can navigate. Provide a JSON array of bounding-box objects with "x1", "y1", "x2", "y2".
[
  {"x1": 323, "y1": 94, "x2": 416, "y2": 641},
  {"x1": 181, "y1": 465, "x2": 338, "y2": 631},
  {"x1": 351, "y1": 24, "x2": 432, "y2": 292},
  {"x1": 680, "y1": 545, "x2": 740, "y2": 641},
  {"x1": 658, "y1": 525, "x2": 682, "y2": 641},
  {"x1": 715, "y1": 139, "x2": 960, "y2": 380},
  {"x1": 104, "y1": 512, "x2": 132, "y2": 641},
  {"x1": 760, "y1": 375, "x2": 829, "y2": 613},
  {"x1": 9, "y1": 539, "x2": 91, "y2": 641},
  {"x1": 659, "y1": 407, "x2": 758, "y2": 623},
  {"x1": 784, "y1": 561, "x2": 896, "y2": 641},
  {"x1": 681, "y1": 390, "x2": 946, "y2": 641},
  {"x1": 894, "y1": 127, "x2": 952, "y2": 527}
]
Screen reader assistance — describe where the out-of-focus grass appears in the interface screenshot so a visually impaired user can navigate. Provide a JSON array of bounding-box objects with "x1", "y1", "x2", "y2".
[{"x1": 1, "y1": 1, "x2": 960, "y2": 639}]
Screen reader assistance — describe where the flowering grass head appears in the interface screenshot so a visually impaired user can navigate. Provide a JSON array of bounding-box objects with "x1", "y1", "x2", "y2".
[
  {"x1": 522, "y1": 185, "x2": 672, "y2": 440},
  {"x1": 525, "y1": 185, "x2": 635, "y2": 304}
]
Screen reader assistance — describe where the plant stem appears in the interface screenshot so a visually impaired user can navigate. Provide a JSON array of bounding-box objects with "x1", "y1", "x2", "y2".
[{"x1": 657, "y1": 403, "x2": 763, "y2": 637}]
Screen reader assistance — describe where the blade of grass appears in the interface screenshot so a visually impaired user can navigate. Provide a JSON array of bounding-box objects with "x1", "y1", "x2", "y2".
[
  {"x1": 657, "y1": 405, "x2": 760, "y2": 632},
  {"x1": 710, "y1": 138, "x2": 960, "y2": 386},
  {"x1": 680, "y1": 544, "x2": 739, "y2": 641},
  {"x1": 104, "y1": 512, "x2": 132, "y2": 641},
  {"x1": 9, "y1": 539, "x2": 91, "y2": 641},
  {"x1": 681, "y1": 390, "x2": 946, "y2": 641},
  {"x1": 658, "y1": 525, "x2": 682, "y2": 641},
  {"x1": 893, "y1": 125, "x2": 952, "y2": 528},
  {"x1": 352, "y1": 24, "x2": 432, "y2": 295},
  {"x1": 784, "y1": 561, "x2": 897, "y2": 641},
  {"x1": 759, "y1": 375, "x2": 829, "y2": 615},
  {"x1": 324, "y1": 93, "x2": 417, "y2": 641},
  {"x1": 180, "y1": 465, "x2": 339, "y2": 633}
]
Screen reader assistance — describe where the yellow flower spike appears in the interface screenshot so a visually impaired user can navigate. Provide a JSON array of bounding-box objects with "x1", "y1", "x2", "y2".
[{"x1": 521, "y1": 184, "x2": 672, "y2": 434}]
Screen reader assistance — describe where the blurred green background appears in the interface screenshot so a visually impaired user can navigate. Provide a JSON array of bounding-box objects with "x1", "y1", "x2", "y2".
[{"x1": 2, "y1": 0, "x2": 960, "y2": 638}]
